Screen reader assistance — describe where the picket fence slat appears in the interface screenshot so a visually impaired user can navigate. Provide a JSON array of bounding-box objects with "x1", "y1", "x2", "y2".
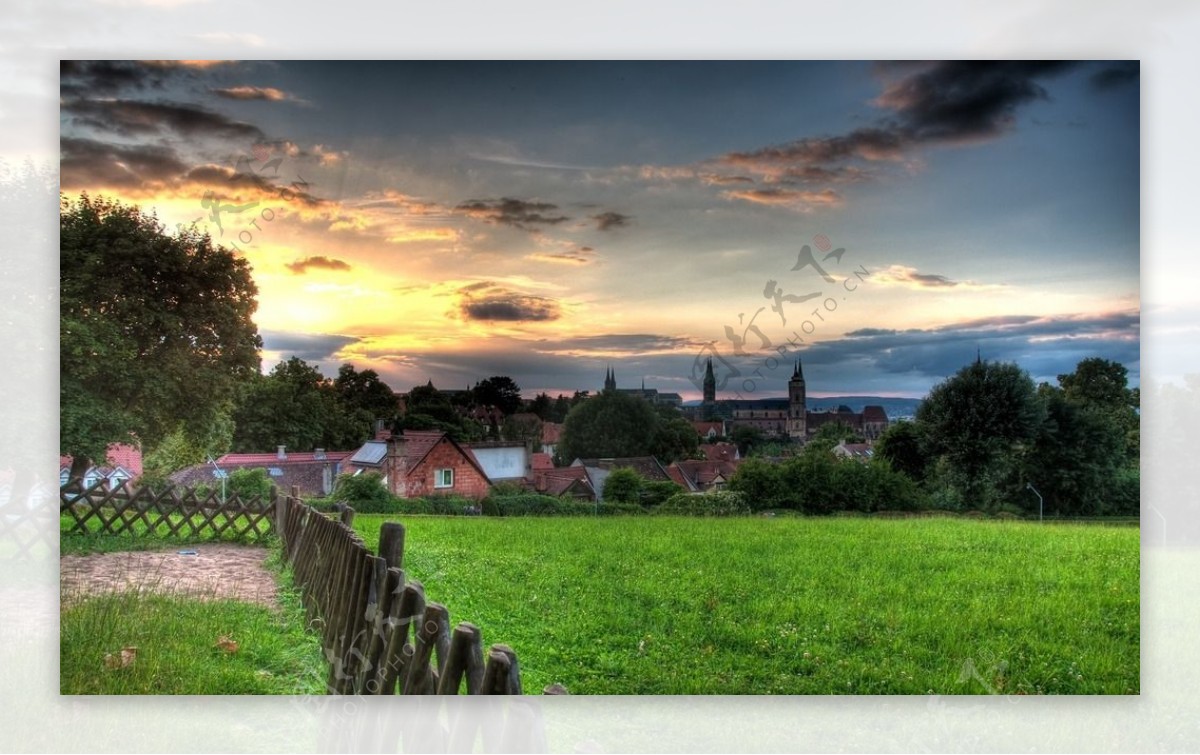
[{"x1": 273, "y1": 494, "x2": 548, "y2": 695}]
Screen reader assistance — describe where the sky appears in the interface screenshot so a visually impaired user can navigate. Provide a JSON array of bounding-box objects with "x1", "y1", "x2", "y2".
[{"x1": 59, "y1": 60, "x2": 1140, "y2": 400}]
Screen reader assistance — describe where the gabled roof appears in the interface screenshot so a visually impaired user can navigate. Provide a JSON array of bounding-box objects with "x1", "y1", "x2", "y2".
[
  {"x1": 700, "y1": 442, "x2": 740, "y2": 462},
  {"x1": 534, "y1": 466, "x2": 595, "y2": 498},
  {"x1": 217, "y1": 450, "x2": 353, "y2": 466},
  {"x1": 670, "y1": 459, "x2": 742, "y2": 489},
  {"x1": 60, "y1": 442, "x2": 143, "y2": 478},
  {"x1": 531, "y1": 453, "x2": 555, "y2": 472},
  {"x1": 692, "y1": 421, "x2": 724, "y2": 436},
  {"x1": 572, "y1": 456, "x2": 672, "y2": 482}
]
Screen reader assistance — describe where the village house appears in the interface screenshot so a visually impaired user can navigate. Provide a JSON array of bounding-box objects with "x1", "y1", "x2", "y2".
[
  {"x1": 571, "y1": 456, "x2": 675, "y2": 502},
  {"x1": 59, "y1": 442, "x2": 143, "y2": 492},
  {"x1": 170, "y1": 446, "x2": 353, "y2": 498},
  {"x1": 347, "y1": 430, "x2": 492, "y2": 500}
]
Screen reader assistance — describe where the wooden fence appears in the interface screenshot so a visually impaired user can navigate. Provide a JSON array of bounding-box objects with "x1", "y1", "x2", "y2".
[
  {"x1": 275, "y1": 488, "x2": 552, "y2": 695},
  {"x1": 59, "y1": 480, "x2": 274, "y2": 541}
]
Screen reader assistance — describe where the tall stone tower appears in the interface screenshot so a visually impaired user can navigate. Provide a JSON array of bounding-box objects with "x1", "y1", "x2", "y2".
[
  {"x1": 702, "y1": 357, "x2": 716, "y2": 405},
  {"x1": 604, "y1": 366, "x2": 616, "y2": 392},
  {"x1": 787, "y1": 359, "x2": 807, "y2": 439}
]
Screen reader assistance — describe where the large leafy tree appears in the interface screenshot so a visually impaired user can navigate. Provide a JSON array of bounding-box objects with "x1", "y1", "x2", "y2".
[
  {"x1": 916, "y1": 358, "x2": 1045, "y2": 509},
  {"x1": 556, "y1": 391, "x2": 661, "y2": 463},
  {"x1": 334, "y1": 363, "x2": 399, "y2": 422},
  {"x1": 230, "y1": 357, "x2": 377, "y2": 453},
  {"x1": 60, "y1": 194, "x2": 261, "y2": 478},
  {"x1": 1024, "y1": 384, "x2": 1125, "y2": 516},
  {"x1": 1057, "y1": 357, "x2": 1139, "y2": 466},
  {"x1": 874, "y1": 420, "x2": 928, "y2": 482},
  {"x1": 472, "y1": 375, "x2": 523, "y2": 416}
]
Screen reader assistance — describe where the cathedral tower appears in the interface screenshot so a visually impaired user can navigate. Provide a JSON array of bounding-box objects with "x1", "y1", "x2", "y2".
[
  {"x1": 604, "y1": 365, "x2": 616, "y2": 392},
  {"x1": 702, "y1": 357, "x2": 716, "y2": 405},
  {"x1": 787, "y1": 359, "x2": 807, "y2": 439}
]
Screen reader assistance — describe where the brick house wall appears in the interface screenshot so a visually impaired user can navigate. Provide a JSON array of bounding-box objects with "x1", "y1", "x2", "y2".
[{"x1": 395, "y1": 437, "x2": 492, "y2": 500}]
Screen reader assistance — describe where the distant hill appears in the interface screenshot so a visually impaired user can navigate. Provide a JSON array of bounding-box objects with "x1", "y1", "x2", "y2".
[
  {"x1": 807, "y1": 396, "x2": 922, "y2": 420},
  {"x1": 681, "y1": 395, "x2": 923, "y2": 419}
]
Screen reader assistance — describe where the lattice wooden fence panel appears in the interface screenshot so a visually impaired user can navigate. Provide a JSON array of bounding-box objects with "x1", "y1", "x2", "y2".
[{"x1": 59, "y1": 480, "x2": 274, "y2": 541}]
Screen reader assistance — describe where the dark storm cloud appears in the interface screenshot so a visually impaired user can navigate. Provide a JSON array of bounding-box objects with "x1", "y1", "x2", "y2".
[
  {"x1": 720, "y1": 61, "x2": 1080, "y2": 178},
  {"x1": 60, "y1": 60, "x2": 164, "y2": 98},
  {"x1": 799, "y1": 311, "x2": 1139, "y2": 383},
  {"x1": 592, "y1": 210, "x2": 630, "y2": 231},
  {"x1": 875, "y1": 60, "x2": 1077, "y2": 143},
  {"x1": 456, "y1": 282, "x2": 561, "y2": 322},
  {"x1": 285, "y1": 256, "x2": 352, "y2": 274},
  {"x1": 1090, "y1": 61, "x2": 1139, "y2": 91},
  {"x1": 60, "y1": 137, "x2": 190, "y2": 188},
  {"x1": 62, "y1": 98, "x2": 267, "y2": 143},
  {"x1": 532, "y1": 333, "x2": 701, "y2": 355},
  {"x1": 260, "y1": 331, "x2": 361, "y2": 362},
  {"x1": 454, "y1": 197, "x2": 569, "y2": 231}
]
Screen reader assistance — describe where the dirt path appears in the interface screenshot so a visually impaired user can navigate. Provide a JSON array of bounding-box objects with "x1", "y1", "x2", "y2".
[{"x1": 60, "y1": 544, "x2": 280, "y2": 610}]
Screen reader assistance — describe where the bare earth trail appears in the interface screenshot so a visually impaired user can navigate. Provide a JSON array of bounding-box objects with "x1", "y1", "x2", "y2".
[{"x1": 60, "y1": 544, "x2": 280, "y2": 610}]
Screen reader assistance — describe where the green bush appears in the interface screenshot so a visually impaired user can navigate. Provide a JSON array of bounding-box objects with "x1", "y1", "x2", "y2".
[
  {"x1": 329, "y1": 472, "x2": 399, "y2": 514},
  {"x1": 397, "y1": 495, "x2": 481, "y2": 516},
  {"x1": 487, "y1": 493, "x2": 592, "y2": 516},
  {"x1": 1104, "y1": 468, "x2": 1140, "y2": 516},
  {"x1": 602, "y1": 467, "x2": 645, "y2": 504},
  {"x1": 657, "y1": 490, "x2": 751, "y2": 517},
  {"x1": 228, "y1": 468, "x2": 274, "y2": 501}
]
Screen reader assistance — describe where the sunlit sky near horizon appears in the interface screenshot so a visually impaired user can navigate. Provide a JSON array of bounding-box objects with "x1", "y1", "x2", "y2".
[{"x1": 59, "y1": 60, "x2": 1140, "y2": 400}]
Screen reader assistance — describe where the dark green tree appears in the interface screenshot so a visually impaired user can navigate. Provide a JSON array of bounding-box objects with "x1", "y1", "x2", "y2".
[
  {"x1": 502, "y1": 412, "x2": 543, "y2": 446},
  {"x1": 651, "y1": 408, "x2": 701, "y2": 463},
  {"x1": 730, "y1": 425, "x2": 765, "y2": 456},
  {"x1": 1057, "y1": 357, "x2": 1139, "y2": 466},
  {"x1": 556, "y1": 391, "x2": 660, "y2": 463},
  {"x1": 1023, "y1": 384, "x2": 1124, "y2": 516},
  {"x1": 230, "y1": 357, "x2": 331, "y2": 452},
  {"x1": 916, "y1": 358, "x2": 1045, "y2": 509},
  {"x1": 472, "y1": 375, "x2": 523, "y2": 416},
  {"x1": 874, "y1": 420, "x2": 928, "y2": 482},
  {"x1": 61, "y1": 194, "x2": 261, "y2": 479},
  {"x1": 334, "y1": 363, "x2": 399, "y2": 424}
]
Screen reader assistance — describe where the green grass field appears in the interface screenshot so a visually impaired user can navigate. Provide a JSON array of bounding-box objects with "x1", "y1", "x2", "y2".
[
  {"x1": 350, "y1": 515, "x2": 1139, "y2": 694},
  {"x1": 60, "y1": 547, "x2": 325, "y2": 694}
]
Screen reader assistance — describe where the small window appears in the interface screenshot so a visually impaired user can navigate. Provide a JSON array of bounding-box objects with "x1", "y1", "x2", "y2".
[{"x1": 435, "y1": 468, "x2": 454, "y2": 488}]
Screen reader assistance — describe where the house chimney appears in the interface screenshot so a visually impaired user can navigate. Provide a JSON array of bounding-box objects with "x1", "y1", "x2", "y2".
[
  {"x1": 385, "y1": 431, "x2": 407, "y2": 496},
  {"x1": 277, "y1": 445, "x2": 286, "y2": 460},
  {"x1": 314, "y1": 448, "x2": 326, "y2": 461}
]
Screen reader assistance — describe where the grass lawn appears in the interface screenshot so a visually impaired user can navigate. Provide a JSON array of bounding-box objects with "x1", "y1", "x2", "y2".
[
  {"x1": 350, "y1": 515, "x2": 1139, "y2": 695},
  {"x1": 60, "y1": 546, "x2": 325, "y2": 694}
]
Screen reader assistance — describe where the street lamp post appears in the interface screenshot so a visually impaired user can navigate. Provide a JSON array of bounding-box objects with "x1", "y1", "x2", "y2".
[{"x1": 1026, "y1": 482, "x2": 1043, "y2": 522}]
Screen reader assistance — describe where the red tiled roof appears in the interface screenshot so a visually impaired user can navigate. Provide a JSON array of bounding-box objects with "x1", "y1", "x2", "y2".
[
  {"x1": 60, "y1": 442, "x2": 143, "y2": 477},
  {"x1": 671, "y1": 459, "x2": 742, "y2": 488},
  {"x1": 665, "y1": 465, "x2": 694, "y2": 491},
  {"x1": 701, "y1": 442, "x2": 739, "y2": 462},
  {"x1": 692, "y1": 421, "x2": 724, "y2": 436},
  {"x1": 531, "y1": 453, "x2": 554, "y2": 472},
  {"x1": 534, "y1": 466, "x2": 594, "y2": 498}
]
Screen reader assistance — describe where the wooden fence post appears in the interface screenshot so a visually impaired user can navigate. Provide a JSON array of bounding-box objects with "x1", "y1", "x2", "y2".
[{"x1": 379, "y1": 522, "x2": 406, "y2": 571}]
